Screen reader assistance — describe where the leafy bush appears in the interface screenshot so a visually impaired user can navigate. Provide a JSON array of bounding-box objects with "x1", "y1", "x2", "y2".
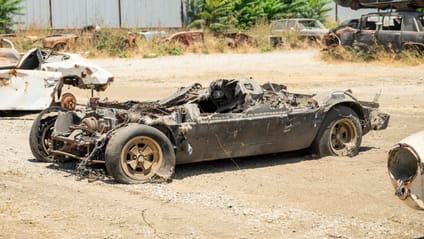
[
  {"x1": 186, "y1": 0, "x2": 333, "y2": 32},
  {"x1": 0, "y1": 0, "x2": 23, "y2": 33}
]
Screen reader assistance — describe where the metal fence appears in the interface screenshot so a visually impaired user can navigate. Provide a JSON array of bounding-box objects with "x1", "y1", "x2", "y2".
[{"x1": 14, "y1": 0, "x2": 184, "y2": 29}]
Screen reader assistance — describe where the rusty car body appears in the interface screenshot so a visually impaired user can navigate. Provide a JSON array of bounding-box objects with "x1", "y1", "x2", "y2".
[
  {"x1": 164, "y1": 31, "x2": 204, "y2": 46},
  {"x1": 29, "y1": 78, "x2": 389, "y2": 184},
  {"x1": 388, "y1": 130, "x2": 424, "y2": 210},
  {"x1": 323, "y1": 11, "x2": 424, "y2": 52},
  {"x1": 42, "y1": 33, "x2": 79, "y2": 50},
  {"x1": 223, "y1": 32, "x2": 255, "y2": 48},
  {"x1": 0, "y1": 46, "x2": 113, "y2": 111}
]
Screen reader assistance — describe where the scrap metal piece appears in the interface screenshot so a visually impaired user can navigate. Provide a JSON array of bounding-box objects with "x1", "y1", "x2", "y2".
[
  {"x1": 164, "y1": 31, "x2": 204, "y2": 46},
  {"x1": 388, "y1": 130, "x2": 424, "y2": 210},
  {"x1": 60, "y1": 92, "x2": 77, "y2": 110},
  {"x1": 223, "y1": 32, "x2": 255, "y2": 48},
  {"x1": 43, "y1": 34, "x2": 78, "y2": 50}
]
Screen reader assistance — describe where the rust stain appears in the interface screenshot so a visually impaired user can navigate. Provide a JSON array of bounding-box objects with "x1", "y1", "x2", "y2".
[
  {"x1": 8, "y1": 69, "x2": 17, "y2": 77},
  {"x1": 85, "y1": 67, "x2": 93, "y2": 76},
  {"x1": 24, "y1": 81, "x2": 29, "y2": 93},
  {"x1": 0, "y1": 78, "x2": 11, "y2": 87}
]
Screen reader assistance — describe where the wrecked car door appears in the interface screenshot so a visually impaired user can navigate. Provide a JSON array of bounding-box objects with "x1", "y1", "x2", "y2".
[
  {"x1": 376, "y1": 15, "x2": 402, "y2": 51},
  {"x1": 400, "y1": 15, "x2": 424, "y2": 48},
  {"x1": 204, "y1": 108, "x2": 319, "y2": 162},
  {"x1": 0, "y1": 69, "x2": 60, "y2": 110},
  {"x1": 353, "y1": 15, "x2": 380, "y2": 50}
]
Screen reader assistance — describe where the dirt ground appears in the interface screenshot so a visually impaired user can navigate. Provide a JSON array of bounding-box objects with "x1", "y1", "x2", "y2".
[{"x1": 1, "y1": 50, "x2": 424, "y2": 238}]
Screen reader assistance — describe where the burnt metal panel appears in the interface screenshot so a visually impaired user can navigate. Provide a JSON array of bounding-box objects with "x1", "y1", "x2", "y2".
[
  {"x1": 13, "y1": 0, "x2": 51, "y2": 29},
  {"x1": 120, "y1": 0, "x2": 182, "y2": 28}
]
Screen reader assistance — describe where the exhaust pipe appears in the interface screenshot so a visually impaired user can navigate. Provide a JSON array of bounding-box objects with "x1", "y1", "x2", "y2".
[{"x1": 388, "y1": 131, "x2": 424, "y2": 210}]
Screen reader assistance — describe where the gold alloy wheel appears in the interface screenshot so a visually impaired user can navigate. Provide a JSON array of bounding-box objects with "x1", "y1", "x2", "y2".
[
  {"x1": 120, "y1": 136, "x2": 163, "y2": 181},
  {"x1": 329, "y1": 118, "x2": 358, "y2": 155}
]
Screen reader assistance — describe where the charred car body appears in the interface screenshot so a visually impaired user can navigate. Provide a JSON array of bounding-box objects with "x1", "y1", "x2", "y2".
[
  {"x1": 0, "y1": 44, "x2": 113, "y2": 111},
  {"x1": 388, "y1": 131, "x2": 424, "y2": 210},
  {"x1": 323, "y1": 11, "x2": 424, "y2": 52},
  {"x1": 30, "y1": 78, "x2": 389, "y2": 183}
]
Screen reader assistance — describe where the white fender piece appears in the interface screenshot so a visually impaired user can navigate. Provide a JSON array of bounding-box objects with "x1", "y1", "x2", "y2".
[{"x1": 388, "y1": 130, "x2": 424, "y2": 210}]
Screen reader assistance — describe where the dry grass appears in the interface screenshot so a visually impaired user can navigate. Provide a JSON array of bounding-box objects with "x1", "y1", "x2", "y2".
[
  {"x1": 321, "y1": 45, "x2": 424, "y2": 66},
  {"x1": 6, "y1": 28, "x2": 424, "y2": 66}
]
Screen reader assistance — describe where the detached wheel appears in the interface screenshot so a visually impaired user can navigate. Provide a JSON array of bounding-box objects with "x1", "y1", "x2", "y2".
[
  {"x1": 105, "y1": 124, "x2": 176, "y2": 184},
  {"x1": 312, "y1": 106, "x2": 362, "y2": 157},
  {"x1": 29, "y1": 106, "x2": 67, "y2": 162}
]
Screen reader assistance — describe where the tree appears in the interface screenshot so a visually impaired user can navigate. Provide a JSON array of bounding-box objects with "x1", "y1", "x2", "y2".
[
  {"x1": 0, "y1": 0, "x2": 23, "y2": 33},
  {"x1": 188, "y1": 0, "x2": 240, "y2": 32},
  {"x1": 298, "y1": 0, "x2": 332, "y2": 22},
  {"x1": 185, "y1": 0, "x2": 333, "y2": 32}
]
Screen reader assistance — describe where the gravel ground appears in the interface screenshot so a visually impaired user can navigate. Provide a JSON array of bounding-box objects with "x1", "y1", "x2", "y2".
[{"x1": 1, "y1": 50, "x2": 424, "y2": 239}]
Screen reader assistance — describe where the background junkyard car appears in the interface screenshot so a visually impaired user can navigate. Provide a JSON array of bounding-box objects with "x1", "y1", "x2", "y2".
[
  {"x1": 270, "y1": 18, "x2": 328, "y2": 47},
  {"x1": 0, "y1": 42, "x2": 114, "y2": 111},
  {"x1": 29, "y1": 78, "x2": 389, "y2": 184},
  {"x1": 325, "y1": 11, "x2": 424, "y2": 52},
  {"x1": 42, "y1": 33, "x2": 79, "y2": 51}
]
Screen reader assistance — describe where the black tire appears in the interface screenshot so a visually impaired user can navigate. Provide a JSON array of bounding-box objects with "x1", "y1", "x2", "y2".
[
  {"x1": 312, "y1": 105, "x2": 362, "y2": 157},
  {"x1": 29, "y1": 106, "x2": 67, "y2": 162},
  {"x1": 105, "y1": 124, "x2": 176, "y2": 184}
]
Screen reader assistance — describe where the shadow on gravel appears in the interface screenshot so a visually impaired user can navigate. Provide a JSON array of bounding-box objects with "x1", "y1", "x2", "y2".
[
  {"x1": 0, "y1": 110, "x2": 40, "y2": 119},
  {"x1": 28, "y1": 145, "x2": 373, "y2": 183},
  {"x1": 358, "y1": 146, "x2": 375, "y2": 153},
  {"x1": 173, "y1": 145, "x2": 374, "y2": 180},
  {"x1": 173, "y1": 149, "x2": 312, "y2": 180}
]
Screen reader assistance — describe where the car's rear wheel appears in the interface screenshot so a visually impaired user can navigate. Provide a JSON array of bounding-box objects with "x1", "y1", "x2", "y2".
[
  {"x1": 312, "y1": 106, "x2": 362, "y2": 157},
  {"x1": 105, "y1": 124, "x2": 175, "y2": 184},
  {"x1": 29, "y1": 106, "x2": 67, "y2": 162}
]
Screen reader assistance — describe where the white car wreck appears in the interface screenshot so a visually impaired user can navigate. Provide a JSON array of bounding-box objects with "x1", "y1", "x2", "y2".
[
  {"x1": 388, "y1": 130, "x2": 424, "y2": 210},
  {"x1": 0, "y1": 40, "x2": 113, "y2": 111}
]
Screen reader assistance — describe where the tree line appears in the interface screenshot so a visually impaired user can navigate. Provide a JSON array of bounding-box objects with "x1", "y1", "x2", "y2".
[{"x1": 185, "y1": 0, "x2": 332, "y2": 32}]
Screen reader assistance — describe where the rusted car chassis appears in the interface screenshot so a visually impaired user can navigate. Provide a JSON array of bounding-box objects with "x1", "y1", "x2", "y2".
[{"x1": 30, "y1": 78, "x2": 389, "y2": 183}]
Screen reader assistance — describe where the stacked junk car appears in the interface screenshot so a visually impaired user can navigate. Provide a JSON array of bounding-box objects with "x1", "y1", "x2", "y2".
[
  {"x1": 29, "y1": 78, "x2": 389, "y2": 184},
  {"x1": 324, "y1": 0, "x2": 424, "y2": 52}
]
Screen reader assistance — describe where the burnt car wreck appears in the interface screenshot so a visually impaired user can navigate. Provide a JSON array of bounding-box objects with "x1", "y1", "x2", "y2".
[
  {"x1": 324, "y1": 0, "x2": 424, "y2": 52},
  {"x1": 30, "y1": 78, "x2": 389, "y2": 183},
  {"x1": 388, "y1": 130, "x2": 424, "y2": 210}
]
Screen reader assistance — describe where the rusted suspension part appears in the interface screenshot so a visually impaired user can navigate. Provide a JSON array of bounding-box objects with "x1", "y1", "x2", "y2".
[{"x1": 60, "y1": 92, "x2": 77, "y2": 110}]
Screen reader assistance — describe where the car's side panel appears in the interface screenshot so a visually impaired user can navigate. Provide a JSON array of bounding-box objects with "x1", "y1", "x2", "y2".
[
  {"x1": 173, "y1": 121, "x2": 210, "y2": 164},
  {"x1": 175, "y1": 108, "x2": 322, "y2": 164},
  {"x1": 353, "y1": 31, "x2": 376, "y2": 50},
  {"x1": 0, "y1": 69, "x2": 61, "y2": 110},
  {"x1": 377, "y1": 30, "x2": 401, "y2": 51}
]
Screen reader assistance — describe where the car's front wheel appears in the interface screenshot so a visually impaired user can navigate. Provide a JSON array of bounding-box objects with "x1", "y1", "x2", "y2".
[
  {"x1": 105, "y1": 124, "x2": 176, "y2": 184},
  {"x1": 29, "y1": 106, "x2": 67, "y2": 162},
  {"x1": 312, "y1": 106, "x2": 362, "y2": 157}
]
